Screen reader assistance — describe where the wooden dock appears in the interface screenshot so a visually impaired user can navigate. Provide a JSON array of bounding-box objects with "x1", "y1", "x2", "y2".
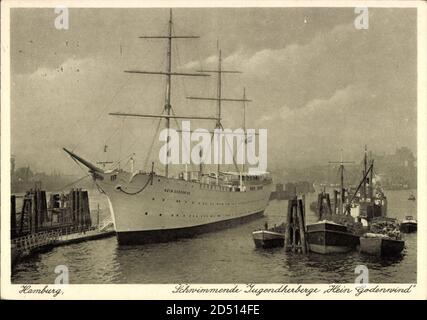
[
  {"x1": 11, "y1": 222, "x2": 115, "y2": 268},
  {"x1": 55, "y1": 226, "x2": 115, "y2": 247}
]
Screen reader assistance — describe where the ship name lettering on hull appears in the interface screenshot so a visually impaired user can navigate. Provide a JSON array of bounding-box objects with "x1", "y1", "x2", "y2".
[{"x1": 164, "y1": 188, "x2": 190, "y2": 195}]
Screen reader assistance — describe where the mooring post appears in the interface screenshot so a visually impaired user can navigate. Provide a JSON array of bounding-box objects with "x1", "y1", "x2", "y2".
[
  {"x1": 284, "y1": 196, "x2": 308, "y2": 254},
  {"x1": 69, "y1": 189, "x2": 74, "y2": 223},
  {"x1": 83, "y1": 190, "x2": 91, "y2": 228},
  {"x1": 284, "y1": 199, "x2": 292, "y2": 251},
  {"x1": 291, "y1": 199, "x2": 297, "y2": 252},
  {"x1": 297, "y1": 199, "x2": 307, "y2": 254},
  {"x1": 78, "y1": 189, "x2": 83, "y2": 230},
  {"x1": 41, "y1": 190, "x2": 48, "y2": 225},
  {"x1": 31, "y1": 193, "x2": 37, "y2": 233},
  {"x1": 20, "y1": 197, "x2": 27, "y2": 235}
]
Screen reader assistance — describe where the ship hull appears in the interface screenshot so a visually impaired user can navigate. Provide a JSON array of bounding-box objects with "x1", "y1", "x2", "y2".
[
  {"x1": 252, "y1": 230, "x2": 285, "y2": 248},
  {"x1": 97, "y1": 170, "x2": 272, "y2": 245},
  {"x1": 117, "y1": 211, "x2": 264, "y2": 245},
  {"x1": 360, "y1": 237, "x2": 404, "y2": 256},
  {"x1": 400, "y1": 222, "x2": 417, "y2": 233}
]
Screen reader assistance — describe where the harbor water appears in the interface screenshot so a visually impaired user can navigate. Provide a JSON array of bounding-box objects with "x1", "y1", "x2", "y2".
[{"x1": 12, "y1": 189, "x2": 417, "y2": 284}]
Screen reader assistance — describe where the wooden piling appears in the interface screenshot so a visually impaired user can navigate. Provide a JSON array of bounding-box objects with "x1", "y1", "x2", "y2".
[
  {"x1": 291, "y1": 202, "x2": 297, "y2": 252},
  {"x1": 78, "y1": 189, "x2": 83, "y2": 228},
  {"x1": 297, "y1": 199, "x2": 307, "y2": 254},
  {"x1": 83, "y1": 191, "x2": 91, "y2": 228},
  {"x1": 41, "y1": 190, "x2": 47, "y2": 224},
  {"x1": 11, "y1": 195, "x2": 17, "y2": 238},
  {"x1": 285, "y1": 197, "x2": 308, "y2": 254},
  {"x1": 285, "y1": 199, "x2": 292, "y2": 249},
  {"x1": 71, "y1": 189, "x2": 76, "y2": 223},
  {"x1": 31, "y1": 193, "x2": 37, "y2": 233},
  {"x1": 20, "y1": 197, "x2": 27, "y2": 235}
]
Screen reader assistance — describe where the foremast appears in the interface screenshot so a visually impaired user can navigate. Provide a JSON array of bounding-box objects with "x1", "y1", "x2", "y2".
[{"x1": 109, "y1": 9, "x2": 215, "y2": 178}]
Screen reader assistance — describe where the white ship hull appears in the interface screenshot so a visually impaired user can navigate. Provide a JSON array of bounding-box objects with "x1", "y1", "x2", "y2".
[{"x1": 97, "y1": 170, "x2": 272, "y2": 245}]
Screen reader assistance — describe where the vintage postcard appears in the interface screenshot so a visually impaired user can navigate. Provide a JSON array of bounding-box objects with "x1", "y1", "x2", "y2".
[{"x1": 1, "y1": 0, "x2": 426, "y2": 301}]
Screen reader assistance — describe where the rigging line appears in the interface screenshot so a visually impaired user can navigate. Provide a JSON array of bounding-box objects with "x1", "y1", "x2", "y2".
[
  {"x1": 220, "y1": 123, "x2": 241, "y2": 173},
  {"x1": 67, "y1": 153, "x2": 88, "y2": 175},
  {"x1": 103, "y1": 124, "x2": 122, "y2": 147},
  {"x1": 170, "y1": 107, "x2": 191, "y2": 169},
  {"x1": 121, "y1": 154, "x2": 135, "y2": 170},
  {"x1": 118, "y1": 118, "x2": 125, "y2": 167},
  {"x1": 172, "y1": 23, "x2": 188, "y2": 99},
  {"x1": 111, "y1": 152, "x2": 136, "y2": 169},
  {"x1": 72, "y1": 78, "x2": 131, "y2": 153},
  {"x1": 143, "y1": 115, "x2": 164, "y2": 170},
  {"x1": 117, "y1": 171, "x2": 154, "y2": 195},
  {"x1": 55, "y1": 174, "x2": 91, "y2": 192}
]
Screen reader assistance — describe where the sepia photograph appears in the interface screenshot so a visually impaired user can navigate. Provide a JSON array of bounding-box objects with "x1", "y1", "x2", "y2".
[{"x1": 1, "y1": 0, "x2": 426, "y2": 300}]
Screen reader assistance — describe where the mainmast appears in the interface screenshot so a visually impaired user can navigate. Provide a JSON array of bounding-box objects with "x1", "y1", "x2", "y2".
[
  {"x1": 216, "y1": 50, "x2": 222, "y2": 180},
  {"x1": 165, "y1": 11, "x2": 173, "y2": 178},
  {"x1": 242, "y1": 87, "x2": 247, "y2": 173},
  {"x1": 109, "y1": 9, "x2": 214, "y2": 178},
  {"x1": 187, "y1": 48, "x2": 251, "y2": 182}
]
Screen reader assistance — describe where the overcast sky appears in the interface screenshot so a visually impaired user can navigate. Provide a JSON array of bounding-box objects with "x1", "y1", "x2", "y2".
[{"x1": 10, "y1": 7, "x2": 417, "y2": 175}]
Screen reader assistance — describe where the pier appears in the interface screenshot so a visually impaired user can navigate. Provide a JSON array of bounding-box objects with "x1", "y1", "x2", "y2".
[{"x1": 11, "y1": 186, "x2": 115, "y2": 268}]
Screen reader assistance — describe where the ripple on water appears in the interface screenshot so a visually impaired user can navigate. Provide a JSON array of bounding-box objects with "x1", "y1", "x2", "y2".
[{"x1": 12, "y1": 190, "x2": 417, "y2": 284}]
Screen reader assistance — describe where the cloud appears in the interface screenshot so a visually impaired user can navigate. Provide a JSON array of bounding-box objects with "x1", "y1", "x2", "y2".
[
  {"x1": 27, "y1": 58, "x2": 93, "y2": 80},
  {"x1": 10, "y1": 8, "x2": 416, "y2": 174}
]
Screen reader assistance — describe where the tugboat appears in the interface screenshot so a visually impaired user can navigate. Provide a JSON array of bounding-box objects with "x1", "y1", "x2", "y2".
[
  {"x1": 347, "y1": 146, "x2": 387, "y2": 224},
  {"x1": 306, "y1": 155, "x2": 360, "y2": 254},
  {"x1": 252, "y1": 222, "x2": 285, "y2": 248},
  {"x1": 400, "y1": 216, "x2": 417, "y2": 233},
  {"x1": 306, "y1": 220, "x2": 360, "y2": 254}
]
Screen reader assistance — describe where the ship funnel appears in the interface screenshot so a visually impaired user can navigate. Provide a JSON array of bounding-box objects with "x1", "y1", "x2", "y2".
[{"x1": 63, "y1": 148, "x2": 104, "y2": 173}]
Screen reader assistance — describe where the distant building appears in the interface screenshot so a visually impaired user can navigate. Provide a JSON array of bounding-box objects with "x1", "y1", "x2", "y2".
[{"x1": 373, "y1": 147, "x2": 417, "y2": 189}]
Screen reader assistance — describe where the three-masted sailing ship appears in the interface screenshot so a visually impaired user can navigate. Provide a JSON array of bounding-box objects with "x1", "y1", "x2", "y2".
[{"x1": 64, "y1": 10, "x2": 272, "y2": 245}]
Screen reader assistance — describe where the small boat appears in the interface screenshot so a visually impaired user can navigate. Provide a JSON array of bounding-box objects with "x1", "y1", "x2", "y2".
[
  {"x1": 306, "y1": 220, "x2": 360, "y2": 254},
  {"x1": 408, "y1": 194, "x2": 416, "y2": 201},
  {"x1": 400, "y1": 216, "x2": 417, "y2": 233},
  {"x1": 360, "y1": 233, "x2": 404, "y2": 256},
  {"x1": 252, "y1": 223, "x2": 286, "y2": 248},
  {"x1": 252, "y1": 230, "x2": 285, "y2": 248}
]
